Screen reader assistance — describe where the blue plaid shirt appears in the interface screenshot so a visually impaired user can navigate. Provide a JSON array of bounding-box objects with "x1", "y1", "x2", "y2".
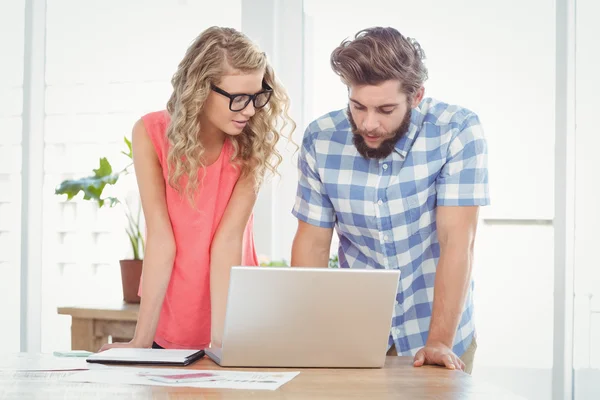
[{"x1": 292, "y1": 98, "x2": 490, "y2": 356}]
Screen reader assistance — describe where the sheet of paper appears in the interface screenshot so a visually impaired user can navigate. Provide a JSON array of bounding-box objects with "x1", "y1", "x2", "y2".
[
  {"x1": 0, "y1": 353, "x2": 106, "y2": 371},
  {"x1": 0, "y1": 370, "x2": 76, "y2": 381},
  {"x1": 65, "y1": 367, "x2": 300, "y2": 390},
  {"x1": 0, "y1": 371, "x2": 156, "y2": 399}
]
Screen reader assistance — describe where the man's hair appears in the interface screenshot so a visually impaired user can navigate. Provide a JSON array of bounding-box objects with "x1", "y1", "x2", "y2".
[{"x1": 330, "y1": 27, "x2": 428, "y2": 97}]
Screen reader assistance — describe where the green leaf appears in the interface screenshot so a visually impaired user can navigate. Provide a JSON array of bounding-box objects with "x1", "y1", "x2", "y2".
[
  {"x1": 121, "y1": 136, "x2": 133, "y2": 160},
  {"x1": 106, "y1": 197, "x2": 120, "y2": 207},
  {"x1": 260, "y1": 260, "x2": 289, "y2": 267},
  {"x1": 126, "y1": 215, "x2": 138, "y2": 242},
  {"x1": 54, "y1": 157, "x2": 120, "y2": 207},
  {"x1": 123, "y1": 201, "x2": 144, "y2": 260},
  {"x1": 93, "y1": 157, "x2": 113, "y2": 177},
  {"x1": 328, "y1": 254, "x2": 339, "y2": 268},
  {"x1": 138, "y1": 231, "x2": 145, "y2": 259},
  {"x1": 126, "y1": 230, "x2": 139, "y2": 260},
  {"x1": 135, "y1": 204, "x2": 145, "y2": 258}
]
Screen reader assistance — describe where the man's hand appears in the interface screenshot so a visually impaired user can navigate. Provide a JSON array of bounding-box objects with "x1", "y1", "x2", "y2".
[{"x1": 413, "y1": 342, "x2": 465, "y2": 371}]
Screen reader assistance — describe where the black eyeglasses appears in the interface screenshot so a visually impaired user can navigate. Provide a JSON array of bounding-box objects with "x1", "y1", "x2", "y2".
[{"x1": 210, "y1": 83, "x2": 273, "y2": 112}]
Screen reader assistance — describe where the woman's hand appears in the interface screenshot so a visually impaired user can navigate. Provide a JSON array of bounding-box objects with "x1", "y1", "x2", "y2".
[{"x1": 98, "y1": 338, "x2": 152, "y2": 352}]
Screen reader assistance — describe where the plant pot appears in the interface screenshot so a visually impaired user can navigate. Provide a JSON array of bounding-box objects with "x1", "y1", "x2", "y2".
[{"x1": 119, "y1": 259, "x2": 142, "y2": 303}]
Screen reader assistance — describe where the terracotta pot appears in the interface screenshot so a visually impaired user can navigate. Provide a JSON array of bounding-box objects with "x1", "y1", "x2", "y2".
[{"x1": 119, "y1": 259, "x2": 142, "y2": 303}]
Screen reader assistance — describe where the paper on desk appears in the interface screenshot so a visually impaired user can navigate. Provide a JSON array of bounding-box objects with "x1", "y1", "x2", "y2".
[
  {"x1": 65, "y1": 367, "x2": 300, "y2": 390},
  {"x1": 0, "y1": 371, "x2": 156, "y2": 399},
  {"x1": 0, "y1": 370, "x2": 76, "y2": 381},
  {"x1": 0, "y1": 353, "x2": 106, "y2": 371}
]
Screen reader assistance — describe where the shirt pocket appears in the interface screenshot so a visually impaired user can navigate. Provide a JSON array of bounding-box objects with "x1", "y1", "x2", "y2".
[
  {"x1": 394, "y1": 176, "x2": 436, "y2": 240},
  {"x1": 402, "y1": 193, "x2": 434, "y2": 239}
]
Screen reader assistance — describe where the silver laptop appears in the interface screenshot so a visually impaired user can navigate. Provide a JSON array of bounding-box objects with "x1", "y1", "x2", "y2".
[{"x1": 205, "y1": 266, "x2": 399, "y2": 368}]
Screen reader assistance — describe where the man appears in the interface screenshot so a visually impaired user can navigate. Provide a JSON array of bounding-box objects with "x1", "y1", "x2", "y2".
[{"x1": 290, "y1": 27, "x2": 489, "y2": 374}]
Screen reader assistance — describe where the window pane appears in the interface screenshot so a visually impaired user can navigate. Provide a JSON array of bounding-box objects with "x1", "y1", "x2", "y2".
[
  {"x1": 0, "y1": 1, "x2": 25, "y2": 87},
  {"x1": 46, "y1": 0, "x2": 242, "y2": 85},
  {"x1": 0, "y1": 0, "x2": 24, "y2": 353},
  {"x1": 43, "y1": 0, "x2": 242, "y2": 352},
  {"x1": 304, "y1": 0, "x2": 554, "y2": 220}
]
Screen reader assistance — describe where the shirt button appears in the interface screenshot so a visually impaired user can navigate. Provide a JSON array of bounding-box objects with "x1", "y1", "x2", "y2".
[
  {"x1": 383, "y1": 164, "x2": 389, "y2": 170},
  {"x1": 383, "y1": 235, "x2": 389, "y2": 241},
  {"x1": 377, "y1": 199, "x2": 383, "y2": 206}
]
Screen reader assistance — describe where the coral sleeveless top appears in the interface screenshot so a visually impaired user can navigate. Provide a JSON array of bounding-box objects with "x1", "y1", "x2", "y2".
[{"x1": 141, "y1": 110, "x2": 258, "y2": 349}]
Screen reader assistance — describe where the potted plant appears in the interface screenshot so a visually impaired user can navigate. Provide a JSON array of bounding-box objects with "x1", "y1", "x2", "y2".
[{"x1": 55, "y1": 137, "x2": 144, "y2": 303}]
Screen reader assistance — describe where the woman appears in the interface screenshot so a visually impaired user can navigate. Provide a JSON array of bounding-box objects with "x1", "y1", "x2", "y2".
[{"x1": 101, "y1": 26, "x2": 294, "y2": 350}]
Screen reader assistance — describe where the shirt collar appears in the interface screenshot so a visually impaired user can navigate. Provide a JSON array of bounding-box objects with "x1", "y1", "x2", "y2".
[{"x1": 394, "y1": 107, "x2": 423, "y2": 158}]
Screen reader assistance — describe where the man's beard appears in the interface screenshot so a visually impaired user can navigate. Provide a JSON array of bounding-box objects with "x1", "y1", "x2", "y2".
[{"x1": 348, "y1": 105, "x2": 412, "y2": 159}]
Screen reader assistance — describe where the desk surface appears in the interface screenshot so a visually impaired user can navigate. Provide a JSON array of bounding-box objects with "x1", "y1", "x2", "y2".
[
  {"x1": 57, "y1": 302, "x2": 139, "y2": 321},
  {"x1": 2, "y1": 354, "x2": 523, "y2": 399}
]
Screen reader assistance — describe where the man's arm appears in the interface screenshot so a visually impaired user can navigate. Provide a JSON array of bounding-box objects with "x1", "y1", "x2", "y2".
[
  {"x1": 291, "y1": 220, "x2": 334, "y2": 268},
  {"x1": 413, "y1": 205, "x2": 479, "y2": 370},
  {"x1": 291, "y1": 125, "x2": 336, "y2": 268},
  {"x1": 413, "y1": 110, "x2": 488, "y2": 370}
]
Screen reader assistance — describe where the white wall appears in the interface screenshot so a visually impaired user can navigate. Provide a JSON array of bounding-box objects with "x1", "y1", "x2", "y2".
[{"x1": 573, "y1": 0, "x2": 600, "y2": 397}]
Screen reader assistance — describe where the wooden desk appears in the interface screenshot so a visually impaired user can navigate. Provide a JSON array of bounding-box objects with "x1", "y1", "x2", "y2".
[
  {"x1": 57, "y1": 303, "x2": 139, "y2": 352},
  {"x1": 1, "y1": 355, "x2": 523, "y2": 399}
]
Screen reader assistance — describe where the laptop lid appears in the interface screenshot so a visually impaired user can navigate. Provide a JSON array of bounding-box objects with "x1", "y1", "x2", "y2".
[{"x1": 209, "y1": 267, "x2": 399, "y2": 368}]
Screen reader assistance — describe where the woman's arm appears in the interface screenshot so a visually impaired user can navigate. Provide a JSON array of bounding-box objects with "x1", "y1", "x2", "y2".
[
  {"x1": 100, "y1": 119, "x2": 176, "y2": 350},
  {"x1": 209, "y1": 173, "x2": 258, "y2": 347}
]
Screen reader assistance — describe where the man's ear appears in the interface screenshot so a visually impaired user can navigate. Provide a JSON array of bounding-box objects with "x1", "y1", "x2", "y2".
[{"x1": 411, "y1": 86, "x2": 425, "y2": 108}]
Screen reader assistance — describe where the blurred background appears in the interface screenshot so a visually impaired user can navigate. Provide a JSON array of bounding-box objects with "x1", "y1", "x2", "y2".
[{"x1": 0, "y1": 0, "x2": 598, "y2": 398}]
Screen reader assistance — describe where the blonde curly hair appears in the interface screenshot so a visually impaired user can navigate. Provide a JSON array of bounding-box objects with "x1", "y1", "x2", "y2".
[{"x1": 165, "y1": 26, "x2": 295, "y2": 200}]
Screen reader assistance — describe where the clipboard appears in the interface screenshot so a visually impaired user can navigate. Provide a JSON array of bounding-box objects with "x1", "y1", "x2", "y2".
[{"x1": 86, "y1": 348, "x2": 205, "y2": 366}]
